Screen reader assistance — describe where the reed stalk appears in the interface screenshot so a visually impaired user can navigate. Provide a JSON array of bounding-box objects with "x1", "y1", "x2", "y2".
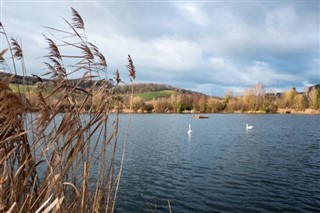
[{"x1": 0, "y1": 7, "x2": 134, "y2": 213}]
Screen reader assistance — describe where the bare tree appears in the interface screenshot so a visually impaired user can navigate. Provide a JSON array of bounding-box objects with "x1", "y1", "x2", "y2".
[{"x1": 307, "y1": 87, "x2": 320, "y2": 109}]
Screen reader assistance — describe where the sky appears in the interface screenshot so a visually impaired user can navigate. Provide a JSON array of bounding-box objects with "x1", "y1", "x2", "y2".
[{"x1": 0, "y1": 0, "x2": 319, "y2": 97}]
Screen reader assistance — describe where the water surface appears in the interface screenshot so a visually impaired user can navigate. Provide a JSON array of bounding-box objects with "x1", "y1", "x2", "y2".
[{"x1": 116, "y1": 114, "x2": 320, "y2": 213}]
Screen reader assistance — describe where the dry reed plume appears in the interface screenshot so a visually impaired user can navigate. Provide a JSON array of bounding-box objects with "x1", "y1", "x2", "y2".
[{"x1": 0, "y1": 7, "x2": 135, "y2": 212}]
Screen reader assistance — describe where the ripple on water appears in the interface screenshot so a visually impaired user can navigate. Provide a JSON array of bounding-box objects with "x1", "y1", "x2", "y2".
[{"x1": 116, "y1": 114, "x2": 320, "y2": 212}]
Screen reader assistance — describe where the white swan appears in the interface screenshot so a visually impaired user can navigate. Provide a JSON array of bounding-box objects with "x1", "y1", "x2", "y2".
[
  {"x1": 246, "y1": 124, "x2": 253, "y2": 130},
  {"x1": 187, "y1": 124, "x2": 192, "y2": 135}
]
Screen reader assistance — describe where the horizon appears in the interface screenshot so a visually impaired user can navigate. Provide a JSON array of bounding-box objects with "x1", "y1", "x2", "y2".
[
  {"x1": 0, "y1": 1, "x2": 319, "y2": 96},
  {"x1": 1, "y1": 70, "x2": 318, "y2": 99}
]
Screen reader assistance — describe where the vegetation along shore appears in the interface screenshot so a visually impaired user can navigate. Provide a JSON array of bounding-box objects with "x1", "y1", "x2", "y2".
[{"x1": 3, "y1": 72, "x2": 320, "y2": 114}]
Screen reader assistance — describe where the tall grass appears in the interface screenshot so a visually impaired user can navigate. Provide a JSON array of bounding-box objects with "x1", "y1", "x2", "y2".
[{"x1": 0, "y1": 8, "x2": 135, "y2": 212}]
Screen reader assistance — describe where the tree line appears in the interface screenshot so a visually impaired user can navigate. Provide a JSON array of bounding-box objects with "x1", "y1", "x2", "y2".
[
  {"x1": 126, "y1": 82, "x2": 320, "y2": 113},
  {"x1": 21, "y1": 81, "x2": 320, "y2": 113}
]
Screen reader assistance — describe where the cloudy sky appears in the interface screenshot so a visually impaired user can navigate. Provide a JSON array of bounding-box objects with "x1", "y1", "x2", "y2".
[{"x1": 0, "y1": 0, "x2": 319, "y2": 96}]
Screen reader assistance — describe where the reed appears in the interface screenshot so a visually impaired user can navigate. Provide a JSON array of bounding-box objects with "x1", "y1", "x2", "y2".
[{"x1": 0, "y1": 8, "x2": 134, "y2": 212}]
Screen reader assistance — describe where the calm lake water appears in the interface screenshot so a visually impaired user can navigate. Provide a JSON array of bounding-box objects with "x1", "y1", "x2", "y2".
[{"x1": 114, "y1": 114, "x2": 320, "y2": 213}]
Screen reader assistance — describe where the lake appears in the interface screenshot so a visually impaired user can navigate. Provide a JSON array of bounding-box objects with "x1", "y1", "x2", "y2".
[{"x1": 114, "y1": 114, "x2": 320, "y2": 213}]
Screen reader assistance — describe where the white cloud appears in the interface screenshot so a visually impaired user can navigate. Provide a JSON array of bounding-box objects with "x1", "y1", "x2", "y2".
[
  {"x1": 302, "y1": 80, "x2": 313, "y2": 88},
  {"x1": 205, "y1": 58, "x2": 299, "y2": 90},
  {"x1": 245, "y1": 61, "x2": 298, "y2": 84},
  {"x1": 179, "y1": 4, "x2": 209, "y2": 26},
  {"x1": 0, "y1": 1, "x2": 318, "y2": 96},
  {"x1": 91, "y1": 33, "x2": 203, "y2": 72},
  {"x1": 207, "y1": 57, "x2": 226, "y2": 68}
]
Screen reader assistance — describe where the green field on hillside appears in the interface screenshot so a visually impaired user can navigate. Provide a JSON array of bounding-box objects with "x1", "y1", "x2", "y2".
[
  {"x1": 136, "y1": 90, "x2": 177, "y2": 100},
  {"x1": 9, "y1": 83, "x2": 37, "y2": 93}
]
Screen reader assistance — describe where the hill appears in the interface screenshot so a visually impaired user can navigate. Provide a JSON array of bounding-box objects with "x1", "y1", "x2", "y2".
[
  {"x1": 0, "y1": 71, "x2": 208, "y2": 97},
  {"x1": 0, "y1": 72, "x2": 50, "y2": 84},
  {"x1": 136, "y1": 90, "x2": 177, "y2": 100}
]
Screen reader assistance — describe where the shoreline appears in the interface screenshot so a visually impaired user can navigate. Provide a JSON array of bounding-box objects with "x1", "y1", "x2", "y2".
[
  {"x1": 26, "y1": 108, "x2": 320, "y2": 115},
  {"x1": 115, "y1": 108, "x2": 320, "y2": 115}
]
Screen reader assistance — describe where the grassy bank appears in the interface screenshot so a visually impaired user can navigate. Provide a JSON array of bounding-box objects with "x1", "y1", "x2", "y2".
[
  {"x1": 136, "y1": 90, "x2": 177, "y2": 100},
  {"x1": 9, "y1": 83, "x2": 37, "y2": 93}
]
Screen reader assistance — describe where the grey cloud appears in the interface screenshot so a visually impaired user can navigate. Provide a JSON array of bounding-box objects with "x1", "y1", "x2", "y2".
[{"x1": 0, "y1": 1, "x2": 319, "y2": 96}]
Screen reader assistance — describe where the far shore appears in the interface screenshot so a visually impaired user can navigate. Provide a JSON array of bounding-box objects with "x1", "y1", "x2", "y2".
[
  {"x1": 26, "y1": 107, "x2": 320, "y2": 115},
  {"x1": 116, "y1": 108, "x2": 320, "y2": 115}
]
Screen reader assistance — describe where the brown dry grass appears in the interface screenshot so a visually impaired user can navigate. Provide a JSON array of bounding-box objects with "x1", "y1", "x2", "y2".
[{"x1": 0, "y1": 8, "x2": 134, "y2": 213}]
